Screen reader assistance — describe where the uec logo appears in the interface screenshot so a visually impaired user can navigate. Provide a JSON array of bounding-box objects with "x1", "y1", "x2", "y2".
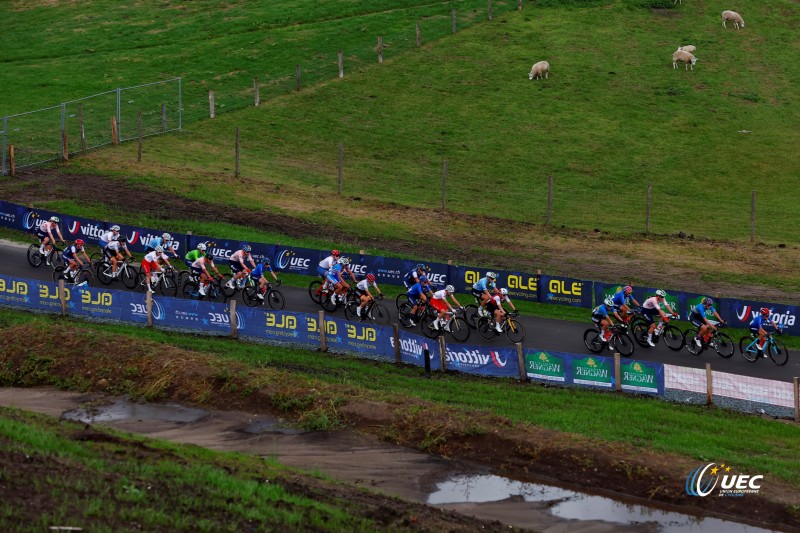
[
  {"x1": 23, "y1": 211, "x2": 42, "y2": 230},
  {"x1": 686, "y1": 463, "x2": 763, "y2": 497}
]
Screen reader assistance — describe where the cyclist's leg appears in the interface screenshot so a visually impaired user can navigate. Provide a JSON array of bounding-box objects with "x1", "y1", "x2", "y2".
[{"x1": 757, "y1": 327, "x2": 768, "y2": 353}]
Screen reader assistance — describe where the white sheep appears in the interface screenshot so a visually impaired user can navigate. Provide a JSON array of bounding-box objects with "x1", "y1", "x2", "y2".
[
  {"x1": 677, "y1": 45, "x2": 696, "y2": 54},
  {"x1": 672, "y1": 50, "x2": 698, "y2": 70},
  {"x1": 528, "y1": 61, "x2": 550, "y2": 80},
  {"x1": 722, "y1": 10, "x2": 745, "y2": 29}
]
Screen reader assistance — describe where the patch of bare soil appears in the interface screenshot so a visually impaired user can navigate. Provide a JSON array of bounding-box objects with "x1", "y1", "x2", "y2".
[
  {"x1": 1, "y1": 321, "x2": 798, "y2": 531},
  {"x1": 3, "y1": 168, "x2": 800, "y2": 303}
]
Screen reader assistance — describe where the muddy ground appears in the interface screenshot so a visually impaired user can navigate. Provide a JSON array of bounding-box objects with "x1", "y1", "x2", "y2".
[{"x1": 1, "y1": 321, "x2": 798, "y2": 531}]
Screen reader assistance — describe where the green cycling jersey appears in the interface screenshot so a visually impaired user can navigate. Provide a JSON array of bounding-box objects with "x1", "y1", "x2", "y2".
[{"x1": 185, "y1": 249, "x2": 205, "y2": 262}]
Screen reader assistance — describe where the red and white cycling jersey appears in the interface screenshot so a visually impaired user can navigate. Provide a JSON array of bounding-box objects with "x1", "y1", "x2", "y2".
[{"x1": 229, "y1": 250, "x2": 251, "y2": 264}]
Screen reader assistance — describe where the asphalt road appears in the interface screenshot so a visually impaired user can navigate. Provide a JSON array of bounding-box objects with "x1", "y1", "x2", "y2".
[{"x1": 2, "y1": 241, "x2": 797, "y2": 383}]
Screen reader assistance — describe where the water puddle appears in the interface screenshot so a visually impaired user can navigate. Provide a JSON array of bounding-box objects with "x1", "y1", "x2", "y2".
[
  {"x1": 63, "y1": 400, "x2": 208, "y2": 424},
  {"x1": 428, "y1": 474, "x2": 776, "y2": 532},
  {"x1": 240, "y1": 418, "x2": 306, "y2": 435}
]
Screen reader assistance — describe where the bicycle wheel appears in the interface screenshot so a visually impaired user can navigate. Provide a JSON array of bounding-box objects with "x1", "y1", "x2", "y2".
[
  {"x1": 463, "y1": 304, "x2": 479, "y2": 329},
  {"x1": 74, "y1": 268, "x2": 94, "y2": 287},
  {"x1": 220, "y1": 275, "x2": 237, "y2": 298},
  {"x1": 713, "y1": 332, "x2": 735, "y2": 359},
  {"x1": 663, "y1": 325, "x2": 685, "y2": 351},
  {"x1": 420, "y1": 314, "x2": 439, "y2": 339},
  {"x1": 395, "y1": 292, "x2": 409, "y2": 310},
  {"x1": 477, "y1": 317, "x2": 498, "y2": 341},
  {"x1": 448, "y1": 316, "x2": 470, "y2": 343},
  {"x1": 369, "y1": 302, "x2": 391, "y2": 327},
  {"x1": 49, "y1": 248, "x2": 64, "y2": 270},
  {"x1": 182, "y1": 279, "x2": 200, "y2": 300},
  {"x1": 52, "y1": 266, "x2": 66, "y2": 282},
  {"x1": 27, "y1": 244, "x2": 43, "y2": 267},
  {"x1": 266, "y1": 288, "x2": 285, "y2": 310},
  {"x1": 308, "y1": 281, "x2": 323, "y2": 304},
  {"x1": 583, "y1": 328, "x2": 604, "y2": 354},
  {"x1": 505, "y1": 319, "x2": 526, "y2": 344},
  {"x1": 343, "y1": 300, "x2": 359, "y2": 321},
  {"x1": 242, "y1": 286, "x2": 258, "y2": 307},
  {"x1": 613, "y1": 331, "x2": 634, "y2": 356},
  {"x1": 320, "y1": 292, "x2": 338, "y2": 312},
  {"x1": 398, "y1": 302, "x2": 416, "y2": 328},
  {"x1": 95, "y1": 261, "x2": 113, "y2": 285},
  {"x1": 121, "y1": 264, "x2": 138, "y2": 289},
  {"x1": 768, "y1": 339, "x2": 789, "y2": 366},
  {"x1": 206, "y1": 280, "x2": 225, "y2": 302},
  {"x1": 683, "y1": 328, "x2": 703, "y2": 355},
  {"x1": 632, "y1": 323, "x2": 650, "y2": 347},
  {"x1": 739, "y1": 336, "x2": 759, "y2": 362}
]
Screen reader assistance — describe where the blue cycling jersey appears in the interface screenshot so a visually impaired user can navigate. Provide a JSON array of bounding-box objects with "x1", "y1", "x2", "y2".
[
  {"x1": 407, "y1": 282, "x2": 425, "y2": 297},
  {"x1": 749, "y1": 315, "x2": 770, "y2": 330},
  {"x1": 592, "y1": 304, "x2": 614, "y2": 317},
  {"x1": 611, "y1": 291, "x2": 629, "y2": 307},
  {"x1": 251, "y1": 264, "x2": 270, "y2": 279},
  {"x1": 472, "y1": 277, "x2": 495, "y2": 292},
  {"x1": 404, "y1": 269, "x2": 420, "y2": 285},
  {"x1": 691, "y1": 304, "x2": 716, "y2": 318}
]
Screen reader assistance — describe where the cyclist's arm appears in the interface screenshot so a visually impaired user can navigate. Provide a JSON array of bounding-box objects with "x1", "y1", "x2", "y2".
[
  {"x1": 55, "y1": 227, "x2": 65, "y2": 241},
  {"x1": 270, "y1": 267, "x2": 278, "y2": 281},
  {"x1": 632, "y1": 298, "x2": 640, "y2": 307},
  {"x1": 506, "y1": 297, "x2": 517, "y2": 312},
  {"x1": 247, "y1": 255, "x2": 256, "y2": 268}
]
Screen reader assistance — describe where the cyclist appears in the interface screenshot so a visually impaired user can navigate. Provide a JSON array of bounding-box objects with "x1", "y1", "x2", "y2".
[
  {"x1": 612, "y1": 285, "x2": 641, "y2": 323},
  {"x1": 317, "y1": 249, "x2": 340, "y2": 278},
  {"x1": 403, "y1": 264, "x2": 426, "y2": 289},
  {"x1": 471, "y1": 271, "x2": 497, "y2": 316},
  {"x1": 689, "y1": 297, "x2": 726, "y2": 347},
  {"x1": 98, "y1": 225, "x2": 121, "y2": 250},
  {"x1": 141, "y1": 245, "x2": 174, "y2": 294},
  {"x1": 184, "y1": 243, "x2": 208, "y2": 270},
  {"x1": 147, "y1": 233, "x2": 178, "y2": 257},
  {"x1": 61, "y1": 239, "x2": 91, "y2": 281},
  {"x1": 226, "y1": 245, "x2": 257, "y2": 289},
  {"x1": 355, "y1": 273, "x2": 383, "y2": 317},
  {"x1": 429, "y1": 284, "x2": 462, "y2": 330},
  {"x1": 405, "y1": 275, "x2": 433, "y2": 326},
  {"x1": 252, "y1": 258, "x2": 279, "y2": 300},
  {"x1": 326, "y1": 256, "x2": 353, "y2": 304},
  {"x1": 642, "y1": 289, "x2": 677, "y2": 347},
  {"x1": 35, "y1": 216, "x2": 65, "y2": 265},
  {"x1": 749, "y1": 307, "x2": 782, "y2": 357},
  {"x1": 190, "y1": 253, "x2": 222, "y2": 298},
  {"x1": 592, "y1": 296, "x2": 624, "y2": 342},
  {"x1": 104, "y1": 235, "x2": 132, "y2": 278},
  {"x1": 488, "y1": 287, "x2": 519, "y2": 333}
]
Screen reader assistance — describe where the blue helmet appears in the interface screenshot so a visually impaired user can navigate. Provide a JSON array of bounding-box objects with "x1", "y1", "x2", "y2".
[
  {"x1": 243, "y1": 245, "x2": 252, "y2": 252},
  {"x1": 262, "y1": 258, "x2": 271, "y2": 266},
  {"x1": 419, "y1": 275, "x2": 428, "y2": 283}
]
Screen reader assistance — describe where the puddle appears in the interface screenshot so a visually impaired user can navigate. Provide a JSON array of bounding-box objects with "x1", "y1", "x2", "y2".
[
  {"x1": 63, "y1": 400, "x2": 208, "y2": 424},
  {"x1": 240, "y1": 419, "x2": 306, "y2": 435},
  {"x1": 428, "y1": 474, "x2": 777, "y2": 532}
]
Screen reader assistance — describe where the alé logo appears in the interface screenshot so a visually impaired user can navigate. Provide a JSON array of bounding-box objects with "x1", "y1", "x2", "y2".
[
  {"x1": 736, "y1": 306, "x2": 796, "y2": 327},
  {"x1": 686, "y1": 463, "x2": 763, "y2": 497},
  {"x1": 275, "y1": 249, "x2": 311, "y2": 270}
]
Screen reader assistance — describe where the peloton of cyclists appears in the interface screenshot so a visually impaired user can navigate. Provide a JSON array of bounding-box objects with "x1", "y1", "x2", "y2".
[
  {"x1": 688, "y1": 297, "x2": 726, "y2": 348},
  {"x1": 226, "y1": 245, "x2": 257, "y2": 289},
  {"x1": 749, "y1": 307, "x2": 782, "y2": 357},
  {"x1": 36, "y1": 216, "x2": 65, "y2": 265},
  {"x1": 592, "y1": 296, "x2": 624, "y2": 342},
  {"x1": 61, "y1": 239, "x2": 91, "y2": 281},
  {"x1": 355, "y1": 273, "x2": 383, "y2": 317}
]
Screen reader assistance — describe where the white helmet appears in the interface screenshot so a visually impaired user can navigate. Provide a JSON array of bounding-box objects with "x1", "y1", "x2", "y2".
[
  {"x1": 445, "y1": 284, "x2": 455, "y2": 293},
  {"x1": 110, "y1": 225, "x2": 120, "y2": 231},
  {"x1": 49, "y1": 216, "x2": 60, "y2": 223},
  {"x1": 162, "y1": 233, "x2": 171, "y2": 241},
  {"x1": 155, "y1": 246, "x2": 164, "y2": 253},
  {"x1": 604, "y1": 296, "x2": 614, "y2": 307},
  {"x1": 338, "y1": 257, "x2": 350, "y2": 265},
  {"x1": 655, "y1": 289, "x2": 666, "y2": 298},
  {"x1": 500, "y1": 288, "x2": 508, "y2": 296},
  {"x1": 486, "y1": 271, "x2": 497, "y2": 279},
  {"x1": 197, "y1": 243, "x2": 207, "y2": 251}
]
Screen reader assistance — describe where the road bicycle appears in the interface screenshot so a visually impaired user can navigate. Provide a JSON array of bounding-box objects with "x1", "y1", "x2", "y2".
[
  {"x1": 583, "y1": 323, "x2": 634, "y2": 356},
  {"x1": 181, "y1": 273, "x2": 226, "y2": 302},
  {"x1": 398, "y1": 298, "x2": 436, "y2": 329},
  {"x1": 476, "y1": 310, "x2": 525, "y2": 344},
  {"x1": 463, "y1": 296, "x2": 490, "y2": 329},
  {"x1": 739, "y1": 330, "x2": 788, "y2": 366},
  {"x1": 52, "y1": 264, "x2": 94, "y2": 287},
  {"x1": 27, "y1": 242, "x2": 64, "y2": 270},
  {"x1": 632, "y1": 315, "x2": 684, "y2": 351},
  {"x1": 242, "y1": 279, "x2": 285, "y2": 310},
  {"x1": 344, "y1": 294, "x2": 391, "y2": 327},
  {"x1": 94, "y1": 256, "x2": 138, "y2": 289},
  {"x1": 135, "y1": 268, "x2": 178, "y2": 297},
  {"x1": 320, "y1": 284, "x2": 358, "y2": 313},
  {"x1": 683, "y1": 323, "x2": 734, "y2": 358},
  {"x1": 420, "y1": 307, "x2": 470, "y2": 342}
]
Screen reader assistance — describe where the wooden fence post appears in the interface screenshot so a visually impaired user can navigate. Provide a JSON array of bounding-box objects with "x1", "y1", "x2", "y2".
[
  {"x1": 416, "y1": 22, "x2": 421, "y2": 47},
  {"x1": 393, "y1": 324, "x2": 401, "y2": 364},
  {"x1": 378, "y1": 36, "x2": 383, "y2": 63},
  {"x1": 235, "y1": 127, "x2": 240, "y2": 178},
  {"x1": 111, "y1": 117, "x2": 118, "y2": 145},
  {"x1": 452, "y1": 9, "x2": 457, "y2": 33},
  {"x1": 61, "y1": 129, "x2": 68, "y2": 161},
  {"x1": 338, "y1": 143, "x2": 343, "y2": 194},
  {"x1": 296, "y1": 64, "x2": 301, "y2": 92},
  {"x1": 614, "y1": 353, "x2": 621, "y2": 391},
  {"x1": 318, "y1": 310, "x2": 327, "y2": 351},
  {"x1": 794, "y1": 377, "x2": 799, "y2": 423},
  {"x1": 79, "y1": 104, "x2": 86, "y2": 153},
  {"x1": 750, "y1": 190, "x2": 756, "y2": 242},
  {"x1": 518, "y1": 0, "x2": 523, "y2": 10},
  {"x1": 516, "y1": 343, "x2": 527, "y2": 382},
  {"x1": 8, "y1": 144, "x2": 14, "y2": 177},
  {"x1": 438, "y1": 335, "x2": 447, "y2": 372},
  {"x1": 442, "y1": 159, "x2": 447, "y2": 210},
  {"x1": 254, "y1": 77, "x2": 260, "y2": 107},
  {"x1": 645, "y1": 182, "x2": 652, "y2": 234},
  {"x1": 488, "y1": 0, "x2": 493, "y2": 20},
  {"x1": 209, "y1": 90, "x2": 215, "y2": 119},
  {"x1": 545, "y1": 175, "x2": 553, "y2": 226},
  {"x1": 161, "y1": 103, "x2": 167, "y2": 132},
  {"x1": 229, "y1": 299, "x2": 238, "y2": 339},
  {"x1": 146, "y1": 290, "x2": 153, "y2": 327},
  {"x1": 59, "y1": 279, "x2": 67, "y2": 317},
  {"x1": 705, "y1": 362, "x2": 713, "y2": 405},
  {"x1": 137, "y1": 110, "x2": 142, "y2": 162},
  {"x1": 338, "y1": 50, "x2": 344, "y2": 78}
]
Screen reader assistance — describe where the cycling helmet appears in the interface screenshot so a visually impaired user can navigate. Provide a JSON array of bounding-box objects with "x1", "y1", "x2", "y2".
[
  {"x1": 419, "y1": 275, "x2": 428, "y2": 283},
  {"x1": 162, "y1": 232, "x2": 171, "y2": 241},
  {"x1": 500, "y1": 288, "x2": 508, "y2": 296},
  {"x1": 197, "y1": 243, "x2": 207, "y2": 251},
  {"x1": 416, "y1": 263, "x2": 425, "y2": 270},
  {"x1": 445, "y1": 284, "x2": 455, "y2": 293},
  {"x1": 623, "y1": 285, "x2": 633, "y2": 294},
  {"x1": 117, "y1": 236, "x2": 127, "y2": 243},
  {"x1": 655, "y1": 289, "x2": 666, "y2": 298},
  {"x1": 242, "y1": 245, "x2": 252, "y2": 252},
  {"x1": 366, "y1": 273, "x2": 376, "y2": 283},
  {"x1": 702, "y1": 297, "x2": 714, "y2": 306},
  {"x1": 75, "y1": 239, "x2": 84, "y2": 247},
  {"x1": 486, "y1": 271, "x2": 497, "y2": 279},
  {"x1": 49, "y1": 216, "x2": 60, "y2": 223},
  {"x1": 338, "y1": 257, "x2": 350, "y2": 265},
  {"x1": 155, "y1": 246, "x2": 164, "y2": 253},
  {"x1": 760, "y1": 307, "x2": 771, "y2": 316},
  {"x1": 331, "y1": 249, "x2": 340, "y2": 257},
  {"x1": 262, "y1": 258, "x2": 271, "y2": 266},
  {"x1": 110, "y1": 225, "x2": 120, "y2": 231},
  {"x1": 604, "y1": 296, "x2": 614, "y2": 307}
]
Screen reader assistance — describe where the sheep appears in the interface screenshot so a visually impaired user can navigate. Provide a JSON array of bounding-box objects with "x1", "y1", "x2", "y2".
[
  {"x1": 672, "y1": 50, "x2": 698, "y2": 70},
  {"x1": 722, "y1": 10, "x2": 745, "y2": 29},
  {"x1": 677, "y1": 45, "x2": 696, "y2": 54},
  {"x1": 528, "y1": 61, "x2": 550, "y2": 80}
]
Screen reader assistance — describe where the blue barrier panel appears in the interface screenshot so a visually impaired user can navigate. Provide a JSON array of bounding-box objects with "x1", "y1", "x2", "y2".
[
  {"x1": 68, "y1": 285, "x2": 123, "y2": 321},
  {"x1": 619, "y1": 358, "x2": 664, "y2": 395},
  {"x1": 30, "y1": 279, "x2": 67, "y2": 313},
  {"x1": 539, "y1": 275, "x2": 593, "y2": 308},
  {"x1": 151, "y1": 296, "x2": 233, "y2": 333},
  {"x1": 117, "y1": 290, "x2": 150, "y2": 324},
  {"x1": 238, "y1": 307, "x2": 318, "y2": 347},
  {"x1": 322, "y1": 317, "x2": 394, "y2": 361},
  {"x1": 725, "y1": 298, "x2": 799, "y2": 335},
  {"x1": 397, "y1": 330, "x2": 441, "y2": 369},
  {"x1": 523, "y1": 349, "x2": 571, "y2": 384},
  {"x1": 0, "y1": 274, "x2": 41, "y2": 310},
  {"x1": 444, "y1": 343, "x2": 520, "y2": 378},
  {"x1": 571, "y1": 354, "x2": 615, "y2": 389}
]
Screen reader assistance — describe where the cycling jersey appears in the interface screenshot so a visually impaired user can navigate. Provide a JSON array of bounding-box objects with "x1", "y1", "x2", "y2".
[
  {"x1": 326, "y1": 263, "x2": 343, "y2": 284},
  {"x1": 190, "y1": 256, "x2": 213, "y2": 276},
  {"x1": 251, "y1": 264, "x2": 273, "y2": 279},
  {"x1": 430, "y1": 290, "x2": 449, "y2": 312},
  {"x1": 611, "y1": 291, "x2": 630, "y2": 307},
  {"x1": 472, "y1": 277, "x2": 495, "y2": 292},
  {"x1": 147, "y1": 236, "x2": 163, "y2": 250},
  {"x1": 356, "y1": 278, "x2": 377, "y2": 292},
  {"x1": 749, "y1": 315, "x2": 775, "y2": 332},
  {"x1": 104, "y1": 240, "x2": 126, "y2": 257},
  {"x1": 36, "y1": 222, "x2": 58, "y2": 241},
  {"x1": 318, "y1": 255, "x2": 336, "y2": 271},
  {"x1": 62, "y1": 245, "x2": 80, "y2": 261},
  {"x1": 403, "y1": 269, "x2": 422, "y2": 287},
  {"x1": 144, "y1": 250, "x2": 168, "y2": 263},
  {"x1": 185, "y1": 250, "x2": 203, "y2": 262},
  {"x1": 99, "y1": 230, "x2": 119, "y2": 248}
]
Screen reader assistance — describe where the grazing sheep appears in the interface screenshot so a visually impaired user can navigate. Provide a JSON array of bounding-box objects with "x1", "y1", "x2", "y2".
[
  {"x1": 528, "y1": 60, "x2": 550, "y2": 80},
  {"x1": 677, "y1": 45, "x2": 696, "y2": 54},
  {"x1": 722, "y1": 10, "x2": 745, "y2": 29},
  {"x1": 672, "y1": 50, "x2": 698, "y2": 70}
]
